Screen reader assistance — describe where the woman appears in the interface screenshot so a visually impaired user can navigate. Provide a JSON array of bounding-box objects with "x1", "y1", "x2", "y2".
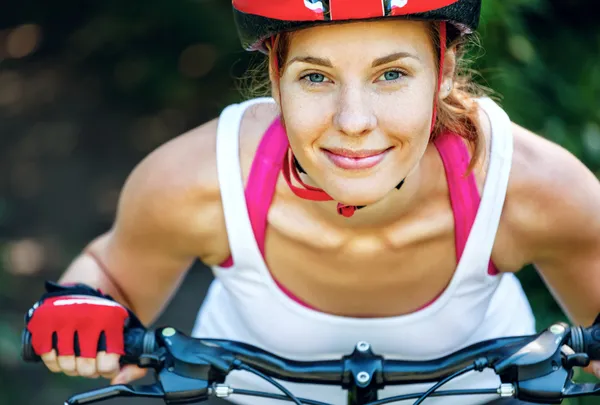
[{"x1": 25, "y1": 1, "x2": 600, "y2": 404}]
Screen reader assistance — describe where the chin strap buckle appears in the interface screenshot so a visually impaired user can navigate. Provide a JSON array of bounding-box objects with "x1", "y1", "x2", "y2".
[{"x1": 337, "y1": 204, "x2": 357, "y2": 217}]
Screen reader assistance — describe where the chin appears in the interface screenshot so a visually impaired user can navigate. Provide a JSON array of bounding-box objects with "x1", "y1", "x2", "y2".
[{"x1": 321, "y1": 176, "x2": 397, "y2": 206}]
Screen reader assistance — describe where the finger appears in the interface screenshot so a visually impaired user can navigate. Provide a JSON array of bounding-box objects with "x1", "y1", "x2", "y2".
[
  {"x1": 96, "y1": 352, "x2": 120, "y2": 379},
  {"x1": 592, "y1": 361, "x2": 600, "y2": 378},
  {"x1": 111, "y1": 365, "x2": 147, "y2": 385},
  {"x1": 76, "y1": 356, "x2": 97, "y2": 377},
  {"x1": 41, "y1": 350, "x2": 61, "y2": 373},
  {"x1": 30, "y1": 327, "x2": 54, "y2": 359},
  {"x1": 126, "y1": 366, "x2": 148, "y2": 381},
  {"x1": 57, "y1": 355, "x2": 77, "y2": 376},
  {"x1": 56, "y1": 327, "x2": 75, "y2": 357}
]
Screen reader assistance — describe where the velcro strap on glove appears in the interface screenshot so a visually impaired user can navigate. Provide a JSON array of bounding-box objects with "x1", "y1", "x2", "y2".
[{"x1": 26, "y1": 281, "x2": 142, "y2": 358}]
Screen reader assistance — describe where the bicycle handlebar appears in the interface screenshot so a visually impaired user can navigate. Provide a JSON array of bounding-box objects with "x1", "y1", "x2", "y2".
[{"x1": 21, "y1": 319, "x2": 600, "y2": 405}]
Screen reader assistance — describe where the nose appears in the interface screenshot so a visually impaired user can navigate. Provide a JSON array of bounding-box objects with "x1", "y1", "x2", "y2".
[{"x1": 333, "y1": 86, "x2": 377, "y2": 137}]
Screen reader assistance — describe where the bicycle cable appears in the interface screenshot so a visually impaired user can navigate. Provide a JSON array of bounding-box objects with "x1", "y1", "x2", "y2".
[
  {"x1": 364, "y1": 388, "x2": 500, "y2": 405},
  {"x1": 412, "y1": 364, "x2": 477, "y2": 405},
  {"x1": 229, "y1": 386, "x2": 502, "y2": 405},
  {"x1": 230, "y1": 387, "x2": 501, "y2": 405},
  {"x1": 366, "y1": 358, "x2": 491, "y2": 405},
  {"x1": 238, "y1": 363, "x2": 304, "y2": 405},
  {"x1": 232, "y1": 388, "x2": 334, "y2": 405}
]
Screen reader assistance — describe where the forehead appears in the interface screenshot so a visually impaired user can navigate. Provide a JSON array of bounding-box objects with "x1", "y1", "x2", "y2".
[{"x1": 288, "y1": 19, "x2": 434, "y2": 57}]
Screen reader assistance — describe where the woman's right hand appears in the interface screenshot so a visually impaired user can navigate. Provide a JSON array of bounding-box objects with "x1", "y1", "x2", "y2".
[
  {"x1": 26, "y1": 281, "x2": 147, "y2": 384},
  {"x1": 40, "y1": 349, "x2": 147, "y2": 383}
]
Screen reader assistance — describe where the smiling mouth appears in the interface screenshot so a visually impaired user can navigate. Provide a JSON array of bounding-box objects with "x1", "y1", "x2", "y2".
[{"x1": 322, "y1": 147, "x2": 394, "y2": 170}]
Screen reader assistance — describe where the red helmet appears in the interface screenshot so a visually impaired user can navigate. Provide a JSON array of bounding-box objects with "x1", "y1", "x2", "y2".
[{"x1": 232, "y1": 0, "x2": 482, "y2": 52}]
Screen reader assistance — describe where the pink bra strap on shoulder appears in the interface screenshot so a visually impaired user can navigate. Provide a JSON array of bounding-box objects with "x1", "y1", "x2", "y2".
[
  {"x1": 223, "y1": 118, "x2": 317, "y2": 308},
  {"x1": 246, "y1": 118, "x2": 290, "y2": 256},
  {"x1": 433, "y1": 131, "x2": 498, "y2": 275},
  {"x1": 220, "y1": 118, "x2": 289, "y2": 268}
]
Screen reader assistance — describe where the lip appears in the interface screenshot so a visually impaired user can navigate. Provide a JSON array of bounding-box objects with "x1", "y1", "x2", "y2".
[{"x1": 322, "y1": 147, "x2": 393, "y2": 170}]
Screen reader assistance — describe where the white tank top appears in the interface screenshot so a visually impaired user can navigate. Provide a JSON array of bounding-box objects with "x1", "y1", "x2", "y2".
[{"x1": 192, "y1": 97, "x2": 536, "y2": 405}]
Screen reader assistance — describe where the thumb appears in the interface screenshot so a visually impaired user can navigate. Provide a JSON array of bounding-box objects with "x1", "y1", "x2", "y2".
[
  {"x1": 592, "y1": 361, "x2": 600, "y2": 378},
  {"x1": 582, "y1": 360, "x2": 600, "y2": 378},
  {"x1": 110, "y1": 365, "x2": 148, "y2": 385}
]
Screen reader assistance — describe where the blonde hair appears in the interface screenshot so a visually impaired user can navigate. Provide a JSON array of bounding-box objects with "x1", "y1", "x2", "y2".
[{"x1": 238, "y1": 22, "x2": 492, "y2": 171}]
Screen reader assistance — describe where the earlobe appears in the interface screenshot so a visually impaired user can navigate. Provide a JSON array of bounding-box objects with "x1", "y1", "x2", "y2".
[
  {"x1": 442, "y1": 82, "x2": 453, "y2": 99},
  {"x1": 269, "y1": 78, "x2": 280, "y2": 107}
]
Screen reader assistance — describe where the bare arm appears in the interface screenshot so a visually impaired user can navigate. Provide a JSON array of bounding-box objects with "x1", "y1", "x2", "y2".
[
  {"x1": 59, "y1": 234, "x2": 139, "y2": 310},
  {"x1": 510, "y1": 124, "x2": 600, "y2": 326},
  {"x1": 58, "y1": 117, "x2": 229, "y2": 325}
]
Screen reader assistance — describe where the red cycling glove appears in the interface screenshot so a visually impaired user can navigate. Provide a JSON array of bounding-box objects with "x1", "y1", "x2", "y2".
[{"x1": 26, "y1": 281, "x2": 140, "y2": 358}]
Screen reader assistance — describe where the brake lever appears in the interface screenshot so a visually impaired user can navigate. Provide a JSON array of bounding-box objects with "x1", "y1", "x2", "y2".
[
  {"x1": 65, "y1": 383, "x2": 165, "y2": 405},
  {"x1": 562, "y1": 380, "x2": 600, "y2": 398},
  {"x1": 64, "y1": 327, "x2": 222, "y2": 405},
  {"x1": 64, "y1": 366, "x2": 213, "y2": 405}
]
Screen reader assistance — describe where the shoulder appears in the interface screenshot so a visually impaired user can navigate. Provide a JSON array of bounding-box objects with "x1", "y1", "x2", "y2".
[
  {"x1": 238, "y1": 98, "x2": 280, "y2": 174},
  {"x1": 499, "y1": 122, "x2": 600, "y2": 265},
  {"x1": 113, "y1": 99, "x2": 279, "y2": 266},
  {"x1": 113, "y1": 117, "x2": 227, "y2": 264}
]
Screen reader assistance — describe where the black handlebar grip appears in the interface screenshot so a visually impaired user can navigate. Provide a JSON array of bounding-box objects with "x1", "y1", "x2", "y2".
[
  {"x1": 21, "y1": 329, "x2": 41, "y2": 363},
  {"x1": 583, "y1": 321, "x2": 600, "y2": 361},
  {"x1": 21, "y1": 327, "x2": 157, "y2": 364},
  {"x1": 583, "y1": 325, "x2": 600, "y2": 361},
  {"x1": 121, "y1": 328, "x2": 157, "y2": 364}
]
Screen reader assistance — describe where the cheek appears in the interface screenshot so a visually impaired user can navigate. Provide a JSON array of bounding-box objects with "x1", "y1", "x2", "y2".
[
  {"x1": 279, "y1": 83, "x2": 332, "y2": 150},
  {"x1": 377, "y1": 82, "x2": 435, "y2": 138}
]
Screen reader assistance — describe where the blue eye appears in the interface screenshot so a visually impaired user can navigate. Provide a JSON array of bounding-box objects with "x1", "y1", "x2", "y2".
[
  {"x1": 305, "y1": 73, "x2": 326, "y2": 83},
  {"x1": 380, "y1": 70, "x2": 403, "y2": 81}
]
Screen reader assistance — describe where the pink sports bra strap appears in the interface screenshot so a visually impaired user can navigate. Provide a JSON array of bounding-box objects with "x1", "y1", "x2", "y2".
[
  {"x1": 220, "y1": 118, "x2": 289, "y2": 268},
  {"x1": 246, "y1": 118, "x2": 290, "y2": 256},
  {"x1": 433, "y1": 131, "x2": 499, "y2": 276}
]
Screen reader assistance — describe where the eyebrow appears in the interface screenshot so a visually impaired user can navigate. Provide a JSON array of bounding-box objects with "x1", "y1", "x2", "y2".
[
  {"x1": 287, "y1": 55, "x2": 333, "y2": 68},
  {"x1": 287, "y1": 51, "x2": 420, "y2": 68},
  {"x1": 371, "y1": 52, "x2": 420, "y2": 67}
]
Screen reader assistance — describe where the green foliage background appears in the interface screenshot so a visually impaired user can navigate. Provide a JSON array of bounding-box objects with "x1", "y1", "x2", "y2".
[{"x1": 0, "y1": 1, "x2": 598, "y2": 404}]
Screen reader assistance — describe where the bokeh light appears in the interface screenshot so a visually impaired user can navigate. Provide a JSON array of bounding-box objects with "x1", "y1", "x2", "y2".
[
  {"x1": 178, "y1": 43, "x2": 217, "y2": 79},
  {"x1": 5, "y1": 24, "x2": 42, "y2": 59},
  {"x1": 3, "y1": 239, "x2": 46, "y2": 276}
]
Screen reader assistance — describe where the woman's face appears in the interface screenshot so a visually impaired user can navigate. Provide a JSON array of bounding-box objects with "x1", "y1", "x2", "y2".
[{"x1": 275, "y1": 20, "x2": 444, "y2": 206}]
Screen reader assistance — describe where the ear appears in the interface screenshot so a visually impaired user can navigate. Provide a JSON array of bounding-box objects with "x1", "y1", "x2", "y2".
[
  {"x1": 440, "y1": 46, "x2": 457, "y2": 99},
  {"x1": 268, "y1": 52, "x2": 282, "y2": 110}
]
